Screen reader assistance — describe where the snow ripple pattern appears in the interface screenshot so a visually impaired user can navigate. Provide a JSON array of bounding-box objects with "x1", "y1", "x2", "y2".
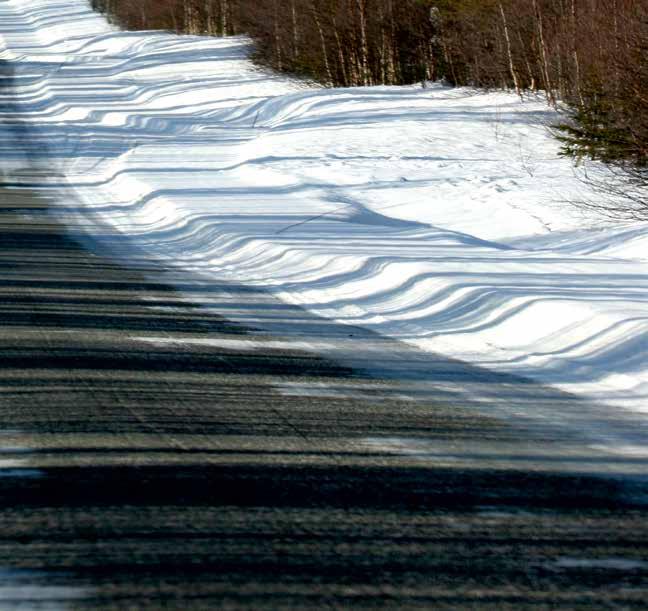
[{"x1": 1, "y1": 0, "x2": 648, "y2": 412}]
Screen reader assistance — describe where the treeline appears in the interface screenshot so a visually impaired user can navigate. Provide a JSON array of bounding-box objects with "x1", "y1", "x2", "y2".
[
  {"x1": 90, "y1": 0, "x2": 438, "y2": 86},
  {"x1": 91, "y1": 0, "x2": 646, "y2": 172}
]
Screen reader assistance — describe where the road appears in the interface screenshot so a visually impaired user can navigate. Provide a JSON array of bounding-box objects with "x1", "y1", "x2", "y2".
[
  {"x1": 1, "y1": 35, "x2": 648, "y2": 609},
  {"x1": 0, "y1": 184, "x2": 647, "y2": 610}
]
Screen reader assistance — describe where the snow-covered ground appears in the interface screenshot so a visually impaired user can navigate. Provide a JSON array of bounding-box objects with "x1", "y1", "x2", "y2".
[{"x1": 1, "y1": 0, "x2": 647, "y2": 413}]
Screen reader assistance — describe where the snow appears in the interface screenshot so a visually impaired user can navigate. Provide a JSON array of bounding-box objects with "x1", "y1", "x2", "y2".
[{"x1": 1, "y1": 0, "x2": 647, "y2": 413}]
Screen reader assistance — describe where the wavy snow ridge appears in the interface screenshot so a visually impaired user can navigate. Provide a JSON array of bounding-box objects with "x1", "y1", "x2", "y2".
[{"x1": 1, "y1": 0, "x2": 648, "y2": 412}]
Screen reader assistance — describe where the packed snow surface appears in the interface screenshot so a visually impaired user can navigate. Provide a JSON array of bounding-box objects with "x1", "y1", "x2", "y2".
[{"x1": 1, "y1": 0, "x2": 647, "y2": 412}]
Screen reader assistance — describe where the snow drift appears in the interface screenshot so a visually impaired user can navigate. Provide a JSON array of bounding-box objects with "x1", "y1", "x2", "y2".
[{"x1": 1, "y1": 0, "x2": 647, "y2": 413}]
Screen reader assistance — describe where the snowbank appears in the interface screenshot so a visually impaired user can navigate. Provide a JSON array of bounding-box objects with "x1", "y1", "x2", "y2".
[{"x1": 1, "y1": 0, "x2": 647, "y2": 412}]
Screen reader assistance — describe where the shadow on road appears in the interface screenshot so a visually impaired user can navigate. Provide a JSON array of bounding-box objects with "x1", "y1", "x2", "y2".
[
  {"x1": 1, "y1": 46, "x2": 647, "y2": 476},
  {"x1": 0, "y1": 183, "x2": 647, "y2": 606},
  {"x1": 0, "y1": 27, "x2": 647, "y2": 610}
]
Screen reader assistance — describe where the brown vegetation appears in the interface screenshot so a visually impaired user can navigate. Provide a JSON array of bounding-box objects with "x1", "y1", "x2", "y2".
[{"x1": 91, "y1": 0, "x2": 647, "y2": 204}]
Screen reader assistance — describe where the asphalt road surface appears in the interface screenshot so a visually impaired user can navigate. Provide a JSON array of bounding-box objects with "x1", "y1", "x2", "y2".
[
  {"x1": 0, "y1": 181, "x2": 648, "y2": 611},
  {"x1": 1, "y1": 14, "x2": 648, "y2": 606}
]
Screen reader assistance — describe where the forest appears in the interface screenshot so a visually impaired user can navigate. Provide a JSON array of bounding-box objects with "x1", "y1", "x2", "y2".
[{"x1": 91, "y1": 0, "x2": 646, "y2": 191}]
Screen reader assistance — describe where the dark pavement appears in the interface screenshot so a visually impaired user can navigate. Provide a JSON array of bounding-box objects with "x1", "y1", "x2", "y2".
[
  {"x1": 2, "y1": 51, "x2": 648, "y2": 608},
  {"x1": 0, "y1": 183, "x2": 647, "y2": 609}
]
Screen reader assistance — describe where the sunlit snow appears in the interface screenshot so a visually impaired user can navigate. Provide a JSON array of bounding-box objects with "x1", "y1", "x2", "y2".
[{"x1": 1, "y1": 0, "x2": 647, "y2": 413}]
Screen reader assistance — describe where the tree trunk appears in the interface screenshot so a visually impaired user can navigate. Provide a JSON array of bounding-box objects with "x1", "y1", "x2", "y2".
[
  {"x1": 205, "y1": 0, "x2": 215, "y2": 35},
  {"x1": 273, "y1": 0, "x2": 283, "y2": 71},
  {"x1": 332, "y1": 16, "x2": 348, "y2": 86},
  {"x1": 291, "y1": 0, "x2": 299, "y2": 61},
  {"x1": 355, "y1": 0, "x2": 370, "y2": 85},
  {"x1": 310, "y1": 3, "x2": 333, "y2": 83},
  {"x1": 571, "y1": 0, "x2": 584, "y2": 105},
  {"x1": 498, "y1": 2, "x2": 521, "y2": 96},
  {"x1": 532, "y1": 0, "x2": 556, "y2": 105},
  {"x1": 184, "y1": 0, "x2": 199, "y2": 34},
  {"x1": 220, "y1": 0, "x2": 228, "y2": 36}
]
